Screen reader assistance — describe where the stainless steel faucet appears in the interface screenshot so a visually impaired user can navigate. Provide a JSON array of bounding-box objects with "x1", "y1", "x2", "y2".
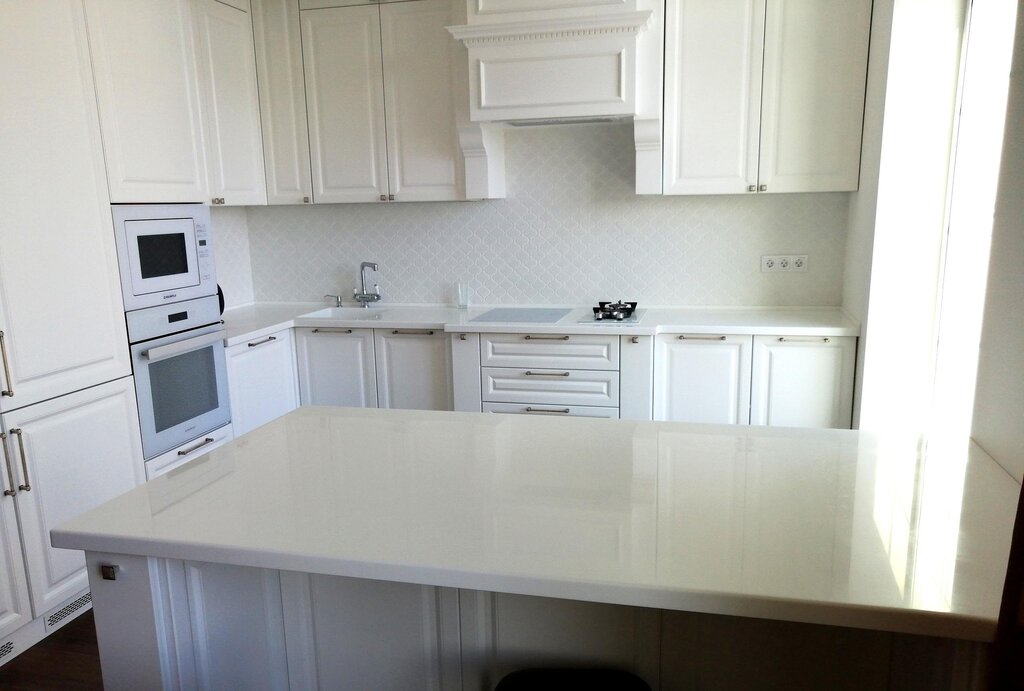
[{"x1": 353, "y1": 261, "x2": 381, "y2": 307}]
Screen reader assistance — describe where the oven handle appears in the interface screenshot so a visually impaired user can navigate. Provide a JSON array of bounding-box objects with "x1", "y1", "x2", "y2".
[{"x1": 143, "y1": 331, "x2": 225, "y2": 363}]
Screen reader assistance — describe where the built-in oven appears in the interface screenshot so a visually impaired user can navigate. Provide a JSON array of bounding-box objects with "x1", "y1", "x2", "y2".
[
  {"x1": 111, "y1": 204, "x2": 216, "y2": 312},
  {"x1": 127, "y1": 295, "x2": 230, "y2": 460}
]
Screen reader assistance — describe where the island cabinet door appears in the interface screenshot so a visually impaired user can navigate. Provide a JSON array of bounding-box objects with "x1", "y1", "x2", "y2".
[
  {"x1": 225, "y1": 328, "x2": 299, "y2": 437},
  {"x1": 374, "y1": 329, "x2": 452, "y2": 411},
  {"x1": 294, "y1": 327, "x2": 377, "y2": 408},
  {"x1": 653, "y1": 334, "x2": 753, "y2": 424}
]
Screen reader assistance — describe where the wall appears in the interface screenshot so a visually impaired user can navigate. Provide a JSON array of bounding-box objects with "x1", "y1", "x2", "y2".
[
  {"x1": 211, "y1": 207, "x2": 255, "y2": 309},
  {"x1": 241, "y1": 124, "x2": 850, "y2": 307},
  {"x1": 971, "y1": 0, "x2": 1024, "y2": 482}
]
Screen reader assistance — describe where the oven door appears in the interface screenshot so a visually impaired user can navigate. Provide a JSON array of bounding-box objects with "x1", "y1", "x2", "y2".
[{"x1": 132, "y1": 322, "x2": 230, "y2": 460}]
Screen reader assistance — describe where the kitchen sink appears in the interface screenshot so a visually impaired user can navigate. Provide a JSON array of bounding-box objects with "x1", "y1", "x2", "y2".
[{"x1": 298, "y1": 307, "x2": 388, "y2": 320}]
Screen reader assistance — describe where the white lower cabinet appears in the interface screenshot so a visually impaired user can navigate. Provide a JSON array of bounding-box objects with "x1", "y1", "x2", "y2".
[
  {"x1": 0, "y1": 377, "x2": 144, "y2": 654},
  {"x1": 374, "y1": 329, "x2": 451, "y2": 411},
  {"x1": 295, "y1": 328, "x2": 377, "y2": 408},
  {"x1": 654, "y1": 334, "x2": 753, "y2": 424},
  {"x1": 226, "y1": 328, "x2": 299, "y2": 436},
  {"x1": 750, "y1": 335, "x2": 856, "y2": 429}
]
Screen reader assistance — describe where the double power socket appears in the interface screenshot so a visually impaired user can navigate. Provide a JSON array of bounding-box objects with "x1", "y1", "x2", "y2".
[{"x1": 761, "y1": 254, "x2": 808, "y2": 273}]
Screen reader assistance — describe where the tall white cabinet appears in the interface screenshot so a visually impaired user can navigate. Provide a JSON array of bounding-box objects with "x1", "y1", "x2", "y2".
[
  {"x1": 663, "y1": 0, "x2": 872, "y2": 195},
  {"x1": 192, "y1": 0, "x2": 268, "y2": 206},
  {"x1": 299, "y1": 0, "x2": 462, "y2": 203},
  {"x1": 84, "y1": 0, "x2": 209, "y2": 203}
]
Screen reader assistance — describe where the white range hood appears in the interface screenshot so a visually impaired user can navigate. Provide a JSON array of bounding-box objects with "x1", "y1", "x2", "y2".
[{"x1": 448, "y1": 1, "x2": 664, "y2": 195}]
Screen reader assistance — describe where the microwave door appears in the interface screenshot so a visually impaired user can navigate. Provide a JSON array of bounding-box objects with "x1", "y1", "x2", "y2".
[{"x1": 125, "y1": 218, "x2": 201, "y2": 297}]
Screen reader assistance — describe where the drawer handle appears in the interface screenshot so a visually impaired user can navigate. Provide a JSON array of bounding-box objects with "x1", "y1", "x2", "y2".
[
  {"x1": 778, "y1": 337, "x2": 831, "y2": 343},
  {"x1": 178, "y1": 437, "x2": 216, "y2": 456},
  {"x1": 0, "y1": 331, "x2": 13, "y2": 396},
  {"x1": 0, "y1": 433, "x2": 15, "y2": 497},
  {"x1": 12, "y1": 429, "x2": 29, "y2": 492},
  {"x1": 312, "y1": 328, "x2": 353, "y2": 334},
  {"x1": 524, "y1": 371, "x2": 570, "y2": 377},
  {"x1": 391, "y1": 330, "x2": 435, "y2": 336},
  {"x1": 525, "y1": 407, "x2": 571, "y2": 414},
  {"x1": 247, "y1": 336, "x2": 277, "y2": 348},
  {"x1": 679, "y1": 335, "x2": 726, "y2": 341},
  {"x1": 524, "y1": 335, "x2": 569, "y2": 341}
]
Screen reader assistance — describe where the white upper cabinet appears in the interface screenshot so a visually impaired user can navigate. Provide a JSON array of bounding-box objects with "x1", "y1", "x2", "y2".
[
  {"x1": 380, "y1": 0, "x2": 461, "y2": 202},
  {"x1": 0, "y1": 0, "x2": 131, "y2": 412},
  {"x1": 301, "y1": 5, "x2": 390, "y2": 203},
  {"x1": 192, "y1": 0, "x2": 268, "y2": 206},
  {"x1": 300, "y1": 1, "x2": 462, "y2": 203},
  {"x1": 750, "y1": 335, "x2": 856, "y2": 429},
  {"x1": 251, "y1": 0, "x2": 314, "y2": 205},
  {"x1": 663, "y1": 0, "x2": 871, "y2": 195},
  {"x1": 84, "y1": 0, "x2": 209, "y2": 203},
  {"x1": 375, "y1": 329, "x2": 451, "y2": 411},
  {"x1": 654, "y1": 334, "x2": 753, "y2": 424}
]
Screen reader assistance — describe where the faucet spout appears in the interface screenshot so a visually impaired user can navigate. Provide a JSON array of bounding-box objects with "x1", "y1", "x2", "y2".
[{"x1": 354, "y1": 262, "x2": 382, "y2": 308}]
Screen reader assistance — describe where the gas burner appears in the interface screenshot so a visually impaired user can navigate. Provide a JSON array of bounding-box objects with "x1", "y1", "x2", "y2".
[{"x1": 592, "y1": 301, "x2": 638, "y2": 321}]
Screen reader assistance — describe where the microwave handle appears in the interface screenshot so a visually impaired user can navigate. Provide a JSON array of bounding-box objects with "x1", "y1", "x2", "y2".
[{"x1": 143, "y1": 331, "x2": 224, "y2": 363}]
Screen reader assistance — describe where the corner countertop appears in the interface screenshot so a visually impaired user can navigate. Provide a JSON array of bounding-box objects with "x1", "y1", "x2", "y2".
[
  {"x1": 52, "y1": 407, "x2": 1016, "y2": 642},
  {"x1": 221, "y1": 303, "x2": 860, "y2": 346}
]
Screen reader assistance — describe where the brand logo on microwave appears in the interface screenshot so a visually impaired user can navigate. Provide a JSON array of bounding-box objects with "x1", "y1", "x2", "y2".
[
  {"x1": 162, "y1": 293, "x2": 177, "y2": 300},
  {"x1": 185, "y1": 425, "x2": 196, "y2": 433}
]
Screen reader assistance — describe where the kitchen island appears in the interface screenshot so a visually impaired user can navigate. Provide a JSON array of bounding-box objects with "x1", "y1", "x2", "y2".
[{"x1": 52, "y1": 407, "x2": 1017, "y2": 690}]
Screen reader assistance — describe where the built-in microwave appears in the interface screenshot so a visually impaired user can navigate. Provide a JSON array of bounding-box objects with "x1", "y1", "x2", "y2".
[{"x1": 111, "y1": 204, "x2": 216, "y2": 312}]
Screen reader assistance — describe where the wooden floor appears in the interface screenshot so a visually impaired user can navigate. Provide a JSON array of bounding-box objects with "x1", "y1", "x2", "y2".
[{"x1": 0, "y1": 611, "x2": 102, "y2": 690}]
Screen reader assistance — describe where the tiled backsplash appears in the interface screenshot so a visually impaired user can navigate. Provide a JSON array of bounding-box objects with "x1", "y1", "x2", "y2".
[
  {"x1": 210, "y1": 207, "x2": 255, "y2": 309},
  {"x1": 234, "y1": 124, "x2": 849, "y2": 307}
]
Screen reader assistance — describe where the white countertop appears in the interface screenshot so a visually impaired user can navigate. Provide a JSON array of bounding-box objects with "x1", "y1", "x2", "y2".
[
  {"x1": 221, "y1": 302, "x2": 860, "y2": 346},
  {"x1": 52, "y1": 407, "x2": 1016, "y2": 641}
]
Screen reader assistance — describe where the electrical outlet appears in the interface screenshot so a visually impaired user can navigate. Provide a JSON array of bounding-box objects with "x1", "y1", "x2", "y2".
[{"x1": 761, "y1": 255, "x2": 809, "y2": 272}]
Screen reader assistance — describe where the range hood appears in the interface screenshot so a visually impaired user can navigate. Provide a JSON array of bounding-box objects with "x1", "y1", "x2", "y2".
[{"x1": 447, "y1": 1, "x2": 664, "y2": 195}]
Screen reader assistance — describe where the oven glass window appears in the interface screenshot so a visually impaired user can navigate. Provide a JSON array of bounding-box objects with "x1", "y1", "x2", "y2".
[
  {"x1": 137, "y1": 233, "x2": 189, "y2": 279},
  {"x1": 149, "y1": 346, "x2": 219, "y2": 432}
]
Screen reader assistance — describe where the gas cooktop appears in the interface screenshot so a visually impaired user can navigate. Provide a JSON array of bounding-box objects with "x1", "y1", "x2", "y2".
[{"x1": 578, "y1": 301, "x2": 645, "y2": 325}]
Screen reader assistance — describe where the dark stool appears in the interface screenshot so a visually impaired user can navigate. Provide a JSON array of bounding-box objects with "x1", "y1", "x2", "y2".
[{"x1": 494, "y1": 668, "x2": 651, "y2": 690}]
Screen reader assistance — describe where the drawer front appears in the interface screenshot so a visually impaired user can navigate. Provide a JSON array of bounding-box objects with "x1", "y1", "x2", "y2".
[
  {"x1": 481, "y1": 367, "x2": 619, "y2": 407},
  {"x1": 480, "y1": 334, "x2": 620, "y2": 370},
  {"x1": 483, "y1": 402, "x2": 619, "y2": 419}
]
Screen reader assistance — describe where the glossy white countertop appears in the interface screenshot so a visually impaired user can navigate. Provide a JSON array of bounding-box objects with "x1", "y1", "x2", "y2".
[
  {"x1": 222, "y1": 302, "x2": 859, "y2": 346},
  {"x1": 53, "y1": 407, "x2": 1016, "y2": 641}
]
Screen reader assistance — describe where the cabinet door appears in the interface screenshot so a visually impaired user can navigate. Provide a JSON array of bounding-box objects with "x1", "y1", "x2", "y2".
[
  {"x1": 757, "y1": 0, "x2": 871, "y2": 193},
  {"x1": 654, "y1": 334, "x2": 752, "y2": 424},
  {"x1": 380, "y1": 0, "x2": 461, "y2": 202},
  {"x1": 663, "y1": 0, "x2": 764, "y2": 195},
  {"x1": 193, "y1": 0, "x2": 268, "y2": 206},
  {"x1": 294, "y1": 328, "x2": 377, "y2": 407},
  {"x1": 0, "y1": 0, "x2": 132, "y2": 412},
  {"x1": 226, "y1": 329, "x2": 299, "y2": 437},
  {"x1": 252, "y1": 0, "x2": 314, "y2": 205},
  {"x1": 84, "y1": 0, "x2": 208, "y2": 202},
  {"x1": 374, "y1": 330, "x2": 451, "y2": 411},
  {"x1": 0, "y1": 431, "x2": 30, "y2": 640},
  {"x1": 301, "y1": 5, "x2": 390, "y2": 203},
  {"x1": 750, "y1": 336, "x2": 856, "y2": 429},
  {"x1": 8, "y1": 377, "x2": 144, "y2": 616}
]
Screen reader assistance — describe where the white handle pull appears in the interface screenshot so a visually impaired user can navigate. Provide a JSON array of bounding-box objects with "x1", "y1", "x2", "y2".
[{"x1": 143, "y1": 332, "x2": 224, "y2": 363}]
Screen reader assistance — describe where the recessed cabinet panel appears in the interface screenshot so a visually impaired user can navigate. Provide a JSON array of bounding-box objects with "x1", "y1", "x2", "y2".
[
  {"x1": 226, "y1": 329, "x2": 298, "y2": 436},
  {"x1": 757, "y1": 0, "x2": 872, "y2": 193},
  {"x1": 482, "y1": 368, "x2": 619, "y2": 407},
  {"x1": 294, "y1": 328, "x2": 377, "y2": 407},
  {"x1": 84, "y1": 0, "x2": 208, "y2": 202},
  {"x1": 750, "y1": 336, "x2": 856, "y2": 429},
  {"x1": 480, "y1": 334, "x2": 620, "y2": 371},
  {"x1": 654, "y1": 335, "x2": 753, "y2": 424},
  {"x1": 193, "y1": 0, "x2": 268, "y2": 206},
  {"x1": 380, "y1": 0, "x2": 460, "y2": 202},
  {"x1": 374, "y1": 330, "x2": 451, "y2": 411},
  {"x1": 301, "y1": 6, "x2": 389, "y2": 203},
  {"x1": 663, "y1": 0, "x2": 764, "y2": 194}
]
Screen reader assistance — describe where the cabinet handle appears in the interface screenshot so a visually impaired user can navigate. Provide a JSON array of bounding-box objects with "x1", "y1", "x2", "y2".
[
  {"x1": 379, "y1": 194, "x2": 387, "y2": 202},
  {"x1": 524, "y1": 335, "x2": 569, "y2": 341},
  {"x1": 303, "y1": 196, "x2": 310, "y2": 204},
  {"x1": 524, "y1": 370, "x2": 570, "y2": 377},
  {"x1": 630, "y1": 336, "x2": 639, "y2": 344},
  {"x1": 311, "y1": 328, "x2": 353, "y2": 334},
  {"x1": 391, "y1": 329, "x2": 434, "y2": 336},
  {"x1": 0, "y1": 331, "x2": 13, "y2": 397},
  {"x1": 0, "y1": 433, "x2": 16, "y2": 498},
  {"x1": 388, "y1": 194, "x2": 395, "y2": 201},
  {"x1": 678, "y1": 334, "x2": 726, "y2": 341},
  {"x1": 12, "y1": 429, "x2": 29, "y2": 492},
  {"x1": 778, "y1": 337, "x2": 831, "y2": 343},
  {"x1": 747, "y1": 185, "x2": 757, "y2": 192},
  {"x1": 247, "y1": 336, "x2": 277, "y2": 348},
  {"x1": 177, "y1": 437, "x2": 216, "y2": 456},
  {"x1": 459, "y1": 333, "x2": 467, "y2": 341},
  {"x1": 758, "y1": 185, "x2": 767, "y2": 192},
  {"x1": 524, "y1": 407, "x2": 570, "y2": 414}
]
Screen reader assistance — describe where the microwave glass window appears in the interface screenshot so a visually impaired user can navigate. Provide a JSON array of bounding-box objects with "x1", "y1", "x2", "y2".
[
  {"x1": 138, "y1": 233, "x2": 189, "y2": 279},
  {"x1": 149, "y1": 346, "x2": 219, "y2": 433}
]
